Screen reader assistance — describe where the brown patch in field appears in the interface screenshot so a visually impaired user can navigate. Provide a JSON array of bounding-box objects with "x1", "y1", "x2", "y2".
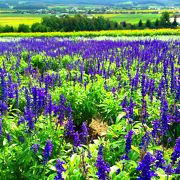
[{"x1": 89, "y1": 118, "x2": 108, "y2": 139}]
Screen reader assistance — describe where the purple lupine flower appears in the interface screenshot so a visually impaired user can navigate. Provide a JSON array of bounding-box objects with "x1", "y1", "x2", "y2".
[
  {"x1": 151, "y1": 119, "x2": 160, "y2": 139},
  {"x1": 18, "y1": 116, "x2": 25, "y2": 125},
  {"x1": 16, "y1": 58, "x2": 21, "y2": 69},
  {"x1": 1, "y1": 74, "x2": 7, "y2": 102},
  {"x1": 121, "y1": 97, "x2": 136, "y2": 124},
  {"x1": 137, "y1": 152, "x2": 157, "y2": 180},
  {"x1": 141, "y1": 99, "x2": 149, "y2": 124},
  {"x1": 66, "y1": 103, "x2": 73, "y2": 118},
  {"x1": 43, "y1": 140, "x2": 53, "y2": 165},
  {"x1": 44, "y1": 75, "x2": 51, "y2": 96},
  {"x1": 131, "y1": 70, "x2": 139, "y2": 90},
  {"x1": 98, "y1": 144, "x2": 104, "y2": 156},
  {"x1": 37, "y1": 88, "x2": 45, "y2": 111},
  {"x1": 64, "y1": 119, "x2": 75, "y2": 138},
  {"x1": 25, "y1": 88, "x2": 31, "y2": 110},
  {"x1": 32, "y1": 87, "x2": 37, "y2": 115},
  {"x1": 44, "y1": 94, "x2": 54, "y2": 116},
  {"x1": 0, "y1": 100, "x2": 8, "y2": 114},
  {"x1": 175, "y1": 76, "x2": 180, "y2": 102},
  {"x1": 95, "y1": 145, "x2": 110, "y2": 180},
  {"x1": 171, "y1": 137, "x2": 180, "y2": 164},
  {"x1": 19, "y1": 136, "x2": 25, "y2": 143},
  {"x1": 173, "y1": 105, "x2": 180, "y2": 123},
  {"x1": 139, "y1": 132, "x2": 151, "y2": 152},
  {"x1": 128, "y1": 98, "x2": 136, "y2": 123},
  {"x1": 8, "y1": 84, "x2": 15, "y2": 99},
  {"x1": 24, "y1": 109, "x2": 35, "y2": 131},
  {"x1": 15, "y1": 84, "x2": 19, "y2": 108},
  {"x1": 57, "y1": 95, "x2": 66, "y2": 125},
  {"x1": 121, "y1": 96, "x2": 128, "y2": 110},
  {"x1": 157, "y1": 77, "x2": 164, "y2": 99},
  {"x1": 164, "y1": 164, "x2": 174, "y2": 175},
  {"x1": 170, "y1": 61, "x2": 175, "y2": 93},
  {"x1": 80, "y1": 122, "x2": 89, "y2": 144},
  {"x1": 6, "y1": 133, "x2": 12, "y2": 142},
  {"x1": 124, "y1": 130, "x2": 134, "y2": 160},
  {"x1": 31, "y1": 144, "x2": 40, "y2": 154},
  {"x1": 160, "y1": 99, "x2": 169, "y2": 135},
  {"x1": 54, "y1": 159, "x2": 66, "y2": 180},
  {"x1": 149, "y1": 79, "x2": 155, "y2": 102},
  {"x1": 73, "y1": 132, "x2": 80, "y2": 147},
  {"x1": 60, "y1": 94, "x2": 66, "y2": 106},
  {"x1": 175, "y1": 160, "x2": 180, "y2": 174},
  {"x1": 155, "y1": 150, "x2": 165, "y2": 169},
  {"x1": 141, "y1": 74, "x2": 146, "y2": 98}
]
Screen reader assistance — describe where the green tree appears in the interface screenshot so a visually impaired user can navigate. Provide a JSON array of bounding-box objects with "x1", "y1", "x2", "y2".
[
  {"x1": 31, "y1": 23, "x2": 48, "y2": 32},
  {"x1": 18, "y1": 24, "x2": 30, "y2": 32},
  {"x1": 160, "y1": 12, "x2": 171, "y2": 28},
  {"x1": 114, "y1": 22, "x2": 119, "y2": 30},
  {"x1": 3, "y1": 25, "x2": 14, "y2": 32},
  {"x1": 145, "y1": 19, "x2": 152, "y2": 28},
  {"x1": 138, "y1": 19, "x2": 143, "y2": 29},
  {"x1": 154, "y1": 19, "x2": 159, "y2": 28},
  {"x1": 42, "y1": 16, "x2": 61, "y2": 31},
  {"x1": 121, "y1": 21, "x2": 127, "y2": 28}
]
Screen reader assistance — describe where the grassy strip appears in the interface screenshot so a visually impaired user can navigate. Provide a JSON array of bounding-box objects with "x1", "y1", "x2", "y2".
[
  {"x1": 0, "y1": 29, "x2": 179, "y2": 37},
  {"x1": 93, "y1": 14, "x2": 161, "y2": 24}
]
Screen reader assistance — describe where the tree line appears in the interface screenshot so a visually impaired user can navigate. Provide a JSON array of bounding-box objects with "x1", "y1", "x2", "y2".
[{"x1": 0, "y1": 12, "x2": 178, "y2": 33}]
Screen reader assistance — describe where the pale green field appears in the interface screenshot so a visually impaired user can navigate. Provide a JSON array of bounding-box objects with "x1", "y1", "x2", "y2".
[{"x1": 94, "y1": 14, "x2": 161, "y2": 24}]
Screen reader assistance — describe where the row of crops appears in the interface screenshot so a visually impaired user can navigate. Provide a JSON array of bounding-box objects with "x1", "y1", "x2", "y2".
[
  {"x1": 0, "y1": 38, "x2": 179, "y2": 179},
  {"x1": 0, "y1": 29, "x2": 179, "y2": 38}
]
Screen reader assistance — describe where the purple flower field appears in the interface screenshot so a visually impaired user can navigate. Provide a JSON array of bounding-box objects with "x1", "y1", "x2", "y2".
[{"x1": 0, "y1": 38, "x2": 179, "y2": 179}]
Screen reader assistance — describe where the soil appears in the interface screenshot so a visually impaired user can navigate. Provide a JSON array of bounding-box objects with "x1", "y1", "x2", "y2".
[{"x1": 89, "y1": 118, "x2": 108, "y2": 139}]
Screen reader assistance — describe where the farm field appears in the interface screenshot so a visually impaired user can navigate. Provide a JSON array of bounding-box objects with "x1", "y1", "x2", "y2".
[
  {"x1": 93, "y1": 13, "x2": 161, "y2": 24},
  {"x1": 0, "y1": 29, "x2": 179, "y2": 37},
  {"x1": 0, "y1": 37, "x2": 179, "y2": 179},
  {"x1": 0, "y1": 14, "x2": 45, "y2": 27},
  {"x1": 0, "y1": 12, "x2": 162, "y2": 27}
]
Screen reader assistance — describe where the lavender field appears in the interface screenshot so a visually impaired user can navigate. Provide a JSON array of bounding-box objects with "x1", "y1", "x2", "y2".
[{"x1": 0, "y1": 38, "x2": 179, "y2": 179}]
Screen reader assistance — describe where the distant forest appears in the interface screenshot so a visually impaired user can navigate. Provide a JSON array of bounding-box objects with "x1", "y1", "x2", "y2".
[{"x1": 0, "y1": 12, "x2": 178, "y2": 33}]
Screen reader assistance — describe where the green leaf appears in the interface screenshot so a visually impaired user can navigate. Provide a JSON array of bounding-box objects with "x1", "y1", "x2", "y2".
[{"x1": 116, "y1": 112, "x2": 126, "y2": 123}]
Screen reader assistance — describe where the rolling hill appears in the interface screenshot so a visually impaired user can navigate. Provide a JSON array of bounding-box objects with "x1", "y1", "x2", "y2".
[{"x1": 1, "y1": 0, "x2": 180, "y2": 8}]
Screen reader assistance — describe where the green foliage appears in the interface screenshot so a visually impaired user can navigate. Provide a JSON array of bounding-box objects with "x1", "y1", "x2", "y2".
[
  {"x1": 31, "y1": 23, "x2": 48, "y2": 32},
  {"x1": 145, "y1": 19, "x2": 152, "y2": 28},
  {"x1": 138, "y1": 19, "x2": 143, "y2": 28},
  {"x1": 31, "y1": 54, "x2": 46, "y2": 71},
  {"x1": 2, "y1": 25, "x2": 14, "y2": 32},
  {"x1": 160, "y1": 12, "x2": 171, "y2": 28},
  {"x1": 18, "y1": 24, "x2": 30, "y2": 32}
]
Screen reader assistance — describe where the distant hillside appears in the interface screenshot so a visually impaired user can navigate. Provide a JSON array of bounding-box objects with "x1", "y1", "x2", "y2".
[
  {"x1": 2, "y1": 0, "x2": 180, "y2": 8},
  {"x1": 16, "y1": 0, "x2": 180, "y2": 6}
]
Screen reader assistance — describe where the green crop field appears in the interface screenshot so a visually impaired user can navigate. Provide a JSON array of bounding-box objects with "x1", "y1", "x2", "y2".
[
  {"x1": 0, "y1": 12, "x2": 170, "y2": 27},
  {"x1": 94, "y1": 13, "x2": 161, "y2": 24}
]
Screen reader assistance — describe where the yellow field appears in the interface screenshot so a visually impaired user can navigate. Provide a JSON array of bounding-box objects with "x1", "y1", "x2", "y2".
[
  {"x1": 0, "y1": 15, "x2": 42, "y2": 27},
  {"x1": 0, "y1": 29, "x2": 179, "y2": 37}
]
